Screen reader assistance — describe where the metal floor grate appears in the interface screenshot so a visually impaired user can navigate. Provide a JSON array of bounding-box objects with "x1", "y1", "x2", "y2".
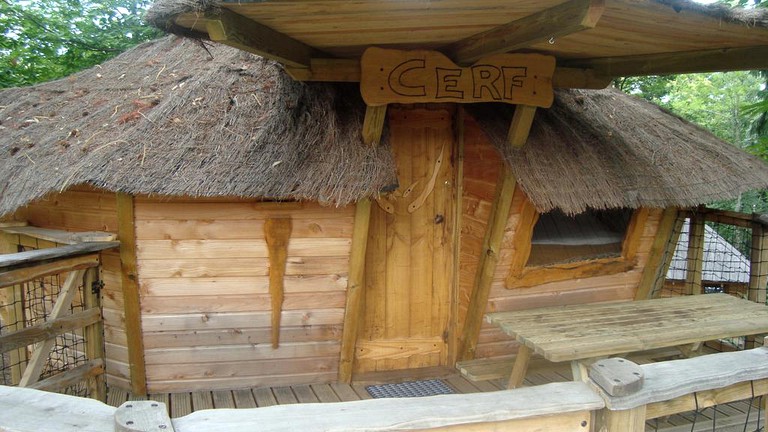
[{"x1": 366, "y1": 379, "x2": 455, "y2": 399}]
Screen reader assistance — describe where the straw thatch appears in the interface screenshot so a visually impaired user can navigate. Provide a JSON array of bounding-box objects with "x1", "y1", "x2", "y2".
[
  {"x1": 145, "y1": 0, "x2": 768, "y2": 38},
  {"x1": 0, "y1": 36, "x2": 397, "y2": 216},
  {"x1": 466, "y1": 89, "x2": 768, "y2": 215},
  {"x1": 2, "y1": 36, "x2": 768, "y2": 218}
]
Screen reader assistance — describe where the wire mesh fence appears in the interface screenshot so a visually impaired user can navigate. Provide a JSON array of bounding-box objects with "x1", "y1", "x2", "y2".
[
  {"x1": 651, "y1": 209, "x2": 768, "y2": 352},
  {"x1": 0, "y1": 240, "x2": 91, "y2": 397}
]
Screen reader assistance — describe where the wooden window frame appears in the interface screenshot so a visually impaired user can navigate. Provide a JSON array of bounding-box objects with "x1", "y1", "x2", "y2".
[{"x1": 505, "y1": 197, "x2": 649, "y2": 289}]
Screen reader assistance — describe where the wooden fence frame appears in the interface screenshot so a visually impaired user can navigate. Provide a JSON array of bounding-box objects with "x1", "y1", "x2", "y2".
[{"x1": 0, "y1": 241, "x2": 118, "y2": 401}]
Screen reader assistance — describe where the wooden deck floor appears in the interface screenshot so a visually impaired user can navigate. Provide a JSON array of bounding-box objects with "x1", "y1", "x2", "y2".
[{"x1": 104, "y1": 364, "x2": 764, "y2": 432}]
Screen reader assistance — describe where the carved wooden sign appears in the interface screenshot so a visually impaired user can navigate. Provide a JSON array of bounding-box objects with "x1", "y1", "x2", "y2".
[{"x1": 361, "y1": 47, "x2": 555, "y2": 107}]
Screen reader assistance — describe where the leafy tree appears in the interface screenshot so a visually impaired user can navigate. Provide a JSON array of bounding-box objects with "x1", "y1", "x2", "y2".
[
  {"x1": 664, "y1": 72, "x2": 767, "y2": 213},
  {"x1": 0, "y1": 0, "x2": 163, "y2": 88},
  {"x1": 613, "y1": 75, "x2": 674, "y2": 104}
]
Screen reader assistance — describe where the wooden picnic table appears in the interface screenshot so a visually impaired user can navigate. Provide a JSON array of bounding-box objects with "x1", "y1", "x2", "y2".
[{"x1": 486, "y1": 293, "x2": 768, "y2": 388}]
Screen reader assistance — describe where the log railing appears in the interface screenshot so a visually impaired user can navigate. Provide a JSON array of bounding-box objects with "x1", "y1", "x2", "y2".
[{"x1": 0, "y1": 241, "x2": 118, "y2": 401}]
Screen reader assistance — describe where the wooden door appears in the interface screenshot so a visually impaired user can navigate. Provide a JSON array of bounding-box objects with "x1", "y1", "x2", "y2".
[{"x1": 355, "y1": 107, "x2": 456, "y2": 373}]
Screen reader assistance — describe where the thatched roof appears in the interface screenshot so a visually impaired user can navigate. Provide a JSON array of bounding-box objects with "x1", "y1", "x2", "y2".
[
  {"x1": 0, "y1": 36, "x2": 396, "y2": 216},
  {"x1": 1, "y1": 36, "x2": 767, "y2": 218},
  {"x1": 467, "y1": 89, "x2": 768, "y2": 215}
]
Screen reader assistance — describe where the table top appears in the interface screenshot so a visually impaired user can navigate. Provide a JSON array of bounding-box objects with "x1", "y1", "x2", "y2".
[{"x1": 486, "y1": 294, "x2": 768, "y2": 363}]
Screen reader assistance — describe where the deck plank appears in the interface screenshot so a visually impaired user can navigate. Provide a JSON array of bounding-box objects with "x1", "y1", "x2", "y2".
[
  {"x1": 191, "y1": 390, "x2": 213, "y2": 410},
  {"x1": 232, "y1": 389, "x2": 257, "y2": 408},
  {"x1": 444, "y1": 375, "x2": 481, "y2": 394},
  {"x1": 272, "y1": 386, "x2": 298, "y2": 404},
  {"x1": 352, "y1": 384, "x2": 373, "y2": 399},
  {"x1": 330, "y1": 383, "x2": 362, "y2": 402},
  {"x1": 170, "y1": 392, "x2": 193, "y2": 418},
  {"x1": 311, "y1": 384, "x2": 341, "y2": 403},
  {"x1": 253, "y1": 387, "x2": 278, "y2": 407},
  {"x1": 292, "y1": 385, "x2": 319, "y2": 403},
  {"x1": 212, "y1": 390, "x2": 236, "y2": 409},
  {"x1": 106, "y1": 387, "x2": 128, "y2": 407}
]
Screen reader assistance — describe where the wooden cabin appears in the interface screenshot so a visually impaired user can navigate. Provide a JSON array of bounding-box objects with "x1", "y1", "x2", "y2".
[
  {"x1": 2, "y1": 34, "x2": 768, "y2": 396},
  {"x1": 3, "y1": 2, "x2": 768, "y2": 430}
]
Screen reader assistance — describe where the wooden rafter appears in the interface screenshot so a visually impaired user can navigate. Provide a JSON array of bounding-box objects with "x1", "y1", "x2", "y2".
[
  {"x1": 563, "y1": 46, "x2": 768, "y2": 77},
  {"x1": 205, "y1": 8, "x2": 323, "y2": 69},
  {"x1": 445, "y1": 0, "x2": 605, "y2": 64}
]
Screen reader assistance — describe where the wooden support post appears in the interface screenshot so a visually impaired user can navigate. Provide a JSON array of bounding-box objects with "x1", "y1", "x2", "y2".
[
  {"x1": 84, "y1": 266, "x2": 106, "y2": 402},
  {"x1": 747, "y1": 222, "x2": 768, "y2": 348},
  {"x1": 116, "y1": 193, "x2": 147, "y2": 396},
  {"x1": 338, "y1": 199, "x2": 372, "y2": 383},
  {"x1": 265, "y1": 218, "x2": 292, "y2": 349},
  {"x1": 19, "y1": 269, "x2": 85, "y2": 387},
  {"x1": 507, "y1": 105, "x2": 537, "y2": 148},
  {"x1": 685, "y1": 212, "x2": 705, "y2": 295},
  {"x1": 458, "y1": 168, "x2": 517, "y2": 361},
  {"x1": 598, "y1": 406, "x2": 647, "y2": 432},
  {"x1": 635, "y1": 208, "x2": 681, "y2": 300},
  {"x1": 459, "y1": 103, "x2": 535, "y2": 361},
  {"x1": 362, "y1": 105, "x2": 387, "y2": 147}
]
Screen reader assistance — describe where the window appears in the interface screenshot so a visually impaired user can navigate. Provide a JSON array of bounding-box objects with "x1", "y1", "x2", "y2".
[
  {"x1": 527, "y1": 208, "x2": 633, "y2": 267},
  {"x1": 506, "y1": 202, "x2": 646, "y2": 289}
]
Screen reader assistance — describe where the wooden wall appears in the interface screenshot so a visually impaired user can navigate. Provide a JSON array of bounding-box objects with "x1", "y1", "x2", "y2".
[
  {"x1": 133, "y1": 199, "x2": 353, "y2": 392},
  {"x1": 459, "y1": 115, "x2": 663, "y2": 360},
  {"x1": 9, "y1": 185, "x2": 127, "y2": 388}
]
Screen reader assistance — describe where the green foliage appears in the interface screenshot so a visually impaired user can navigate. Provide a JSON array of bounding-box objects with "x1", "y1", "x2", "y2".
[
  {"x1": 665, "y1": 72, "x2": 762, "y2": 145},
  {"x1": 613, "y1": 75, "x2": 674, "y2": 104},
  {"x1": 0, "y1": 0, "x2": 163, "y2": 88}
]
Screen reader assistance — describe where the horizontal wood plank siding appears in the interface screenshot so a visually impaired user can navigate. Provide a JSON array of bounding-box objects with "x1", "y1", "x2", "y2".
[
  {"x1": 134, "y1": 199, "x2": 352, "y2": 392},
  {"x1": 460, "y1": 117, "x2": 663, "y2": 360},
  {"x1": 14, "y1": 185, "x2": 125, "y2": 389}
]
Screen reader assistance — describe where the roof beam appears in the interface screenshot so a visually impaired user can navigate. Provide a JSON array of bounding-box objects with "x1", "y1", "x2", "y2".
[
  {"x1": 205, "y1": 8, "x2": 323, "y2": 69},
  {"x1": 562, "y1": 46, "x2": 768, "y2": 77},
  {"x1": 285, "y1": 59, "x2": 610, "y2": 89},
  {"x1": 445, "y1": 0, "x2": 605, "y2": 65}
]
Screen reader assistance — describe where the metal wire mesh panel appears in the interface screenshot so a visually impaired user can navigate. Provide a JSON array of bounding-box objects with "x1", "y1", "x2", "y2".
[{"x1": 654, "y1": 211, "x2": 768, "y2": 352}]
